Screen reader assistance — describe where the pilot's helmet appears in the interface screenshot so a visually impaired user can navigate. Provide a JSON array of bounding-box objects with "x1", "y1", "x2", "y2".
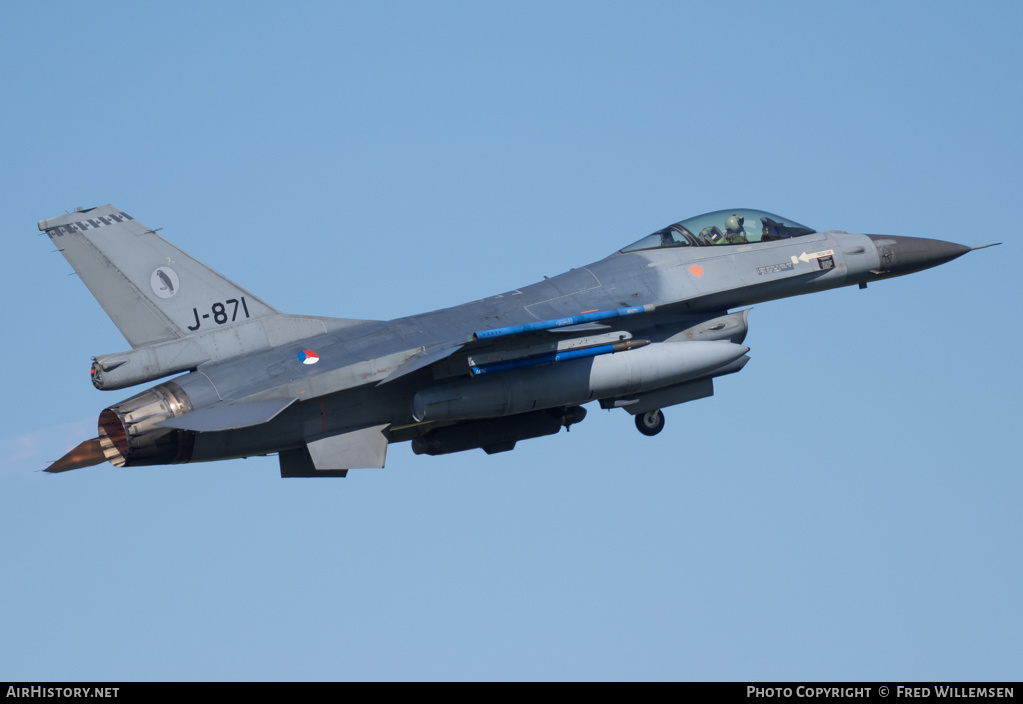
[{"x1": 725, "y1": 214, "x2": 744, "y2": 233}]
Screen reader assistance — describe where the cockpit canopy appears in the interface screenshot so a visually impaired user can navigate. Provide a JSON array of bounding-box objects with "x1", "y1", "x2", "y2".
[{"x1": 621, "y1": 209, "x2": 816, "y2": 253}]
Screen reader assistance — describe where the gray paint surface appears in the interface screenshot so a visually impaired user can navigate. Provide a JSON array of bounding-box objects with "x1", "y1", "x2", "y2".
[{"x1": 40, "y1": 206, "x2": 994, "y2": 476}]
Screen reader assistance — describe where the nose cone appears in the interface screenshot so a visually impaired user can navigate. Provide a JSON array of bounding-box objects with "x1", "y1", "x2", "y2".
[{"x1": 867, "y1": 235, "x2": 972, "y2": 277}]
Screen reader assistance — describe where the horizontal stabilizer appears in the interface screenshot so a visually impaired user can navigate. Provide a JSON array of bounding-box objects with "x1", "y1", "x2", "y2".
[
  {"x1": 279, "y1": 447, "x2": 349, "y2": 478},
  {"x1": 307, "y1": 424, "x2": 389, "y2": 469},
  {"x1": 278, "y1": 425, "x2": 389, "y2": 477},
  {"x1": 158, "y1": 397, "x2": 297, "y2": 432}
]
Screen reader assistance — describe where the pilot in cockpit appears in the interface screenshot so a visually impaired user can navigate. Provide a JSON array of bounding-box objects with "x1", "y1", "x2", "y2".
[
  {"x1": 723, "y1": 214, "x2": 747, "y2": 243},
  {"x1": 699, "y1": 214, "x2": 748, "y2": 245}
]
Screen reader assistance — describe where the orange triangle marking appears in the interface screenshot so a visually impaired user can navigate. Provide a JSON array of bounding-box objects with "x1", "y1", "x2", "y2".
[{"x1": 689, "y1": 265, "x2": 704, "y2": 278}]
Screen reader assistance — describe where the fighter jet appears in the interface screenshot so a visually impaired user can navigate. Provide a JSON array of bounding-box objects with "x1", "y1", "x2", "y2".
[{"x1": 41, "y1": 206, "x2": 996, "y2": 477}]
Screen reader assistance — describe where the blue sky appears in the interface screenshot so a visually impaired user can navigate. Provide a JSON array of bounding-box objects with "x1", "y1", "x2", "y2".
[{"x1": 1, "y1": 1, "x2": 1020, "y2": 681}]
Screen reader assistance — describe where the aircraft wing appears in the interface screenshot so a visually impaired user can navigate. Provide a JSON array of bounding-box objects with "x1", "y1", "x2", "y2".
[
  {"x1": 376, "y1": 342, "x2": 467, "y2": 385},
  {"x1": 376, "y1": 304, "x2": 660, "y2": 386},
  {"x1": 218, "y1": 304, "x2": 662, "y2": 401}
]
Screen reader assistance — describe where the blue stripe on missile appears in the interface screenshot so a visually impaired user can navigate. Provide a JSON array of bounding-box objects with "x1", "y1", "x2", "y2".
[
  {"x1": 472, "y1": 304, "x2": 654, "y2": 341},
  {"x1": 471, "y1": 343, "x2": 617, "y2": 376}
]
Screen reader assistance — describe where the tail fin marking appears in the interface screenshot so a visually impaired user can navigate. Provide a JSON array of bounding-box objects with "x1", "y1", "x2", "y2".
[{"x1": 40, "y1": 205, "x2": 278, "y2": 348}]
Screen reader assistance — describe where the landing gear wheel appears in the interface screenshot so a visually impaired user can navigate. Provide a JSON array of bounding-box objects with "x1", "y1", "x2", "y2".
[{"x1": 635, "y1": 409, "x2": 665, "y2": 436}]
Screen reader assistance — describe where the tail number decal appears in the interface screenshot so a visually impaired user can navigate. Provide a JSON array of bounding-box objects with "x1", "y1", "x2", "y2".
[{"x1": 187, "y1": 297, "x2": 250, "y2": 331}]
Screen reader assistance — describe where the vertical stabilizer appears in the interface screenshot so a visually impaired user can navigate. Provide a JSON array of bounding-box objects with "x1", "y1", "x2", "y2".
[{"x1": 39, "y1": 205, "x2": 278, "y2": 348}]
